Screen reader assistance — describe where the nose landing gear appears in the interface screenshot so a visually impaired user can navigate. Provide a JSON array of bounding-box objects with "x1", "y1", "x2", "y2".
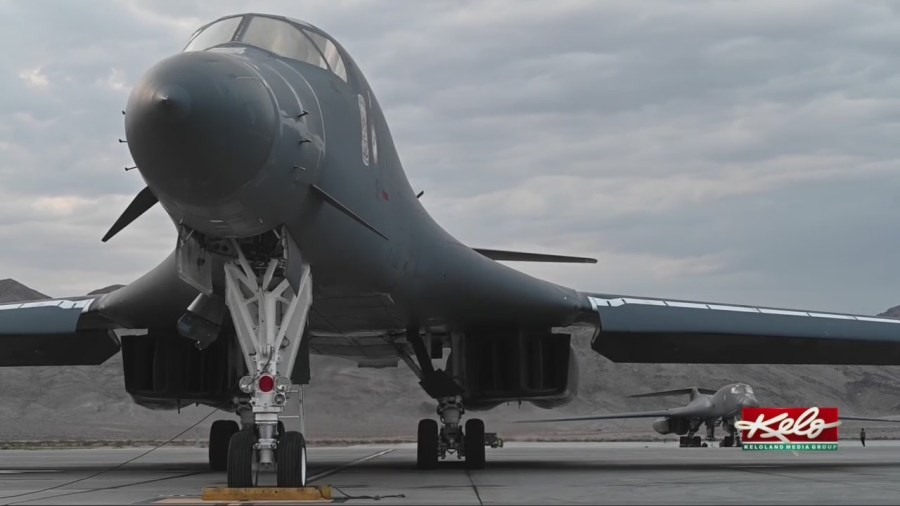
[{"x1": 221, "y1": 236, "x2": 313, "y2": 488}]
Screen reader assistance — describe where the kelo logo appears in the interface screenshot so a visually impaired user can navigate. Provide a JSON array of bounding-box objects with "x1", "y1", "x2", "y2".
[{"x1": 735, "y1": 407, "x2": 841, "y2": 451}]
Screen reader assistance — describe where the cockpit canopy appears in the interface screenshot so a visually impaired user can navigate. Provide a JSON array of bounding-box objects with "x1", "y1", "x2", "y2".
[
  {"x1": 730, "y1": 384, "x2": 754, "y2": 395},
  {"x1": 184, "y1": 14, "x2": 347, "y2": 82}
]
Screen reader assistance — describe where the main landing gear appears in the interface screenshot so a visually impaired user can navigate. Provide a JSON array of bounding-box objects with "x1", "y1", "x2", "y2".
[
  {"x1": 416, "y1": 398, "x2": 486, "y2": 470},
  {"x1": 679, "y1": 419, "x2": 713, "y2": 448},
  {"x1": 678, "y1": 435, "x2": 703, "y2": 448},
  {"x1": 217, "y1": 237, "x2": 313, "y2": 487},
  {"x1": 209, "y1": 420, "x2": 239, "y2": 471},
  {"x1": 719, "y1": 421, "x2": 742, "y2": 448},
  {"x1": 401, "y1": 331, "x2": 494, "y2": 470},
  {"x1": 677, "y1": 418, "x2": 742, "y2": 448}
]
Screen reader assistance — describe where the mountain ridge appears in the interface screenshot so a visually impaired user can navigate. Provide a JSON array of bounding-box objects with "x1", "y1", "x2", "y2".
[{"x1": 0, "y1": 279, "x2": 49, "y2": 303}]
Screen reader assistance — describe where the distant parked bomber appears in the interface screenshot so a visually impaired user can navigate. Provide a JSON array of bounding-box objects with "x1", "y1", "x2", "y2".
[
  {"x1": 521, "y1": 384, "x2": 759, "y2": 447},
  {"x1": 3, "y1": 12, "x2": 900, "y2": 488},
  {"x1": 519, "y1": 383, "x2": 900, "y2": 447}
]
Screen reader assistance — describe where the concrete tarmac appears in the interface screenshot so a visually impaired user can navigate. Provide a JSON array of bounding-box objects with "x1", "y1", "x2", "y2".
[{"x1": 1, "y1": 441, "x2": 899, "y2": 504}]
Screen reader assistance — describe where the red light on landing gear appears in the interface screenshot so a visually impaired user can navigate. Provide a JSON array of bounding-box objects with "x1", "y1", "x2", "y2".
[{"x1": 258, "y1": 375, "x2": 275, "y2": 392}]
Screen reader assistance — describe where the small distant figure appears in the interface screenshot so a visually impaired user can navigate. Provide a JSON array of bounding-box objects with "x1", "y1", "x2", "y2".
[{"x1": 860, "y1": 428, "x2": 866, "y2": 447}]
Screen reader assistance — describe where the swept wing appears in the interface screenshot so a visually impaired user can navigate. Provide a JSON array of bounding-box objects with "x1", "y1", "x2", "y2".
[
  {"x1": 0, "y1": 296, "x2": 119, "y2": 366},
  {"x1": 581, "y1": 293, "x2": 900, "y2": 365},
  {"x1": 518, "y1": 404, "x2": 706, "y2": 424}
]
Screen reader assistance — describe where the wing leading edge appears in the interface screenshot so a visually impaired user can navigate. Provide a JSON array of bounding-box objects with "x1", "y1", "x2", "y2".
[
  {"x1": 838, "y1": 415, "x2": 900, "y2": 423},
  {"x1": 517, "y1": 404, "x2": 704, "y2": 424},
  {"x1": 583, "y1": 294, "x2": 900, "y2": 365},
  {"x1": 520, "y1": 411, "x2": 900, "y2": 426}
]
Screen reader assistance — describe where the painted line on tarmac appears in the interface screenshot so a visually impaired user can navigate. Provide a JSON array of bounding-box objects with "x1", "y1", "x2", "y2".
[
  {"x1": 0, "y1": 471, "x2": 60, "y2": 474},
  {"x1": 465, "y1": 469, "x2": 484, "y2": 506},
  {"x1": 308, "y1": 448, "x2": 395, "y2": 483}
]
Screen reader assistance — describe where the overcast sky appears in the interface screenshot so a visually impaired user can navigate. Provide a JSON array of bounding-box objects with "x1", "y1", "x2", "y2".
[{"x1": 1, "y1": 0, "x2": 898, "y2": 314}]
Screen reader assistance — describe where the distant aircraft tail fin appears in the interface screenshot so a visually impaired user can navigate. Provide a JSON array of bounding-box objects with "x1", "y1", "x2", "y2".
[{"x1": 629, "y1": 387, "x2": 717, "y2": 401}]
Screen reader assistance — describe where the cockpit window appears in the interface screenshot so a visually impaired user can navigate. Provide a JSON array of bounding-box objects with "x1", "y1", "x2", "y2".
[
  {"x1": 184, "y1": 16, "x2": 242, "y2": 52},
  {"x1": 184, "y1": 15, "x2": 349, "y2": 83},
  {"x1": 241, "y1": 17, "x2": 329, "y2": 69},
  {"x1": 303, "y1": 30, "x2": 348, "y2": 82},
  {"x1": 730, "y1": 384, "x2": 754, "y2": 395},
  {"x1": 239, "y1": 17, "x2": 348, "y2": 82}
]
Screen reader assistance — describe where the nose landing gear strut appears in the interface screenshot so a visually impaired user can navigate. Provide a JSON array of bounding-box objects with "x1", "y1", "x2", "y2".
[{"x1": 222, "y1": 237, "x2": 312, "y2": 487}]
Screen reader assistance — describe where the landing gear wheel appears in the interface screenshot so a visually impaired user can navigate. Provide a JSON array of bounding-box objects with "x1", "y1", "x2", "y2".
[
  {"x1": 465, "y1": 418, "x2": 486, "y2": 470},
  {"x1": 276, "y1": 431, "x2": 308, "y2": 487},
  {"x1": 209, "y1": 420, "x2": 239, "y2": 471},
  {"x1": 227, "y1": 430, "x2": 259, "y2": 487},
  {"x1": 691, "y1": 436, "x2": 702, "y2": 447},
  {"x1": 679, "y1": 436, "x2": 688, "y2": 447},
  {"x1": 417, "y1": 419, "x2": 439, "y2": 470},
  {"x1": 720, "y1": 436, "x2": 734, "y2": 448}
]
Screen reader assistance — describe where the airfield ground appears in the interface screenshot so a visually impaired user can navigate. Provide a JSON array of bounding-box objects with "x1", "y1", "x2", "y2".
[{"x1": 1, "y1": 441, "x2": 899, "y2": 504}]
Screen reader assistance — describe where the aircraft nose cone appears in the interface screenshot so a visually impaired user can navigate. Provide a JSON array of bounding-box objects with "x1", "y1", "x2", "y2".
[
  {"x1": 125, "y1": 51, "x2": 276, "y2": 205},
  {"x1": 154, "y1": 84, "x2": 191, "y2": 119}
]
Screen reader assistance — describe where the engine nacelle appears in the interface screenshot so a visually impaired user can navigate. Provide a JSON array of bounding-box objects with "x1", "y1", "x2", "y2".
[
  {"x1": 120, "y1": 330, "x2": 246, "y2": 411},
  {"x1": 652, "y1": 417, "x2": 691, "y2": 435},
  {"x1": 531, "y1": 345, "x2": 578, "y2": 409},
  {"x1": 450, "y1": 328, "x2": 578, "y2": 411},
  {"x1": 121, "y1": 328, "x2": 313, "y2": 411}
]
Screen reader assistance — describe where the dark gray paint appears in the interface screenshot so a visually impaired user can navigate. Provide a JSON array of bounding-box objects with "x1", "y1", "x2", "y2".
[
  {"x1": 587, "y1": 293, "x2": 900, "y2": 364},
  {"x1": 119, "y1": 14, "x2": 584, "y2": 332},
  {"x1": 2, "y1": 13, "x2": 900, "y2": 372}
]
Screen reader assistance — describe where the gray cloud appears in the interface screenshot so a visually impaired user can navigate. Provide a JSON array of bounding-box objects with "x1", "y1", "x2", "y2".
[{"x1": 0, "y1": 0, "x2": 897, "y2": 314}]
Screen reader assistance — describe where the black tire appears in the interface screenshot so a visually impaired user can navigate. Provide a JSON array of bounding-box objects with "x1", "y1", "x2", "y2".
[
  {"x1": 276, "y1": 431, "x2": 308, "y2": 487},
  {"x1": 209, "y1": 420, "x2": 239, "y2": 471},
  {"x1": 679, "y1": 436, "x2": 688, "y2": 447},
  {"x1": 227, "y1": 429, "x2": 258, "y2": 487},
  {"x1": 691, "y1": 436, "x2": 702, "y2": 447},
  {"x1": 465, "y1": 419, "x2": 486, "y2": 470},
  {"x1": 722, "y1": 436, "x2": 734, "y2": 448},
  {"x1": 417, "y1": 419, "x2": 439, "y2": 470}
]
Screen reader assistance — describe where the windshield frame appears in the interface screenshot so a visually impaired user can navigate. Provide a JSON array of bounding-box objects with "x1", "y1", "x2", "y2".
[
  {"x1": 184, "y1": 14, "x2": 349, "y2": 83},
  {"x1": 183, "y1": 15, "x2": 244, "y2": 52}
]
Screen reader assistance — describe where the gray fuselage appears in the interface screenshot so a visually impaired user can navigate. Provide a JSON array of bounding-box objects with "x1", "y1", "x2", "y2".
[{"x1": 123, "y1": 13, "x2": 586, "y2": 334}]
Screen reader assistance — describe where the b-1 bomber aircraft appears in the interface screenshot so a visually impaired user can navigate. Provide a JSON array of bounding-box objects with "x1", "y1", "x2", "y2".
[
  {"x1": 520, "y1": 383, "x2": 900, "y2": 447},
  {"x1": 3, "y1": 12, "x2": 900, "y2": 488}
]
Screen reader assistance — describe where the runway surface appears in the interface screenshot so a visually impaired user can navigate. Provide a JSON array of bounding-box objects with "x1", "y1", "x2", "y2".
[{"x1": 1, "y1": 441, "x2": 899, "y2": 504}]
